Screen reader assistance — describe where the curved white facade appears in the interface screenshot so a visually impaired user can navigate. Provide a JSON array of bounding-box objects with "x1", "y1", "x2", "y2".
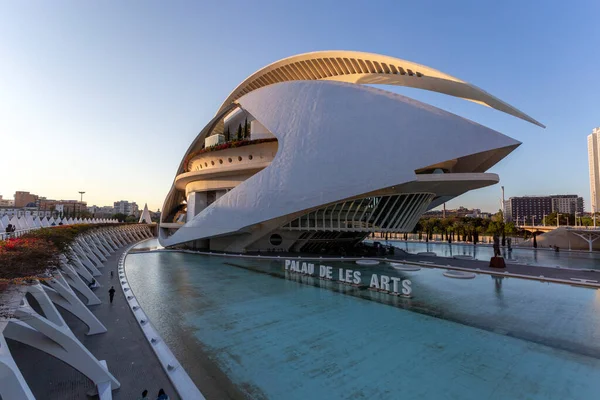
[
  {"x1": 217, "y1": 50, "x2": 544, "y2": 128},
  {"x1": 159, "y1": 51, "x2": 542, "y2": 252}
]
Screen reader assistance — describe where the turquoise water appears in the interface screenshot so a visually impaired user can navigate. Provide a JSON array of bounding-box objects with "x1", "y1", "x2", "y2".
[
  {"x1": 389, "y1": 240, "x2": 600, "y2": 270},
  {"x1": 126, "y1": 251, "x2": 600, "y2": 399}
]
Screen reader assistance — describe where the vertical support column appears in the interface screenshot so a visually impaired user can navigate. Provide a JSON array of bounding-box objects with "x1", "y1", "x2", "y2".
[
  {"x1": 187, "y1": 192, "x2": 207, "y2": 222},
  {"x1": 0, "y1": 333, "x2": 35, "y2": 400},
  {"x1": 44, "y1": 274, "x2": 107, "y2": 335},
  {"x1": 59, "y1": 262, "x2": 101, "y2": 306},
  {"x1": 5, "y1": 288, "x2": 120, "y2": 390},
  {"x1": 77, "y1": 240, "x2": 104, "y2": 266}
]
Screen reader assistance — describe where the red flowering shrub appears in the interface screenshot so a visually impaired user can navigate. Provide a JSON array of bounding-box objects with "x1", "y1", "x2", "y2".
[
  {"x1": 0, "y1": 238, "x2": 59, "y2": 281},
  {"x1": 22, "y1": 223, "x2": 122, "y2": 252},
  {"x1": 0, "y1": 224, "x2": 126, "y2": 290}
]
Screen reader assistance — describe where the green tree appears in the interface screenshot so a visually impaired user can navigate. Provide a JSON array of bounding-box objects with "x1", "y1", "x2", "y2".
[
  {"x1": 581, "y1": 216, "x2": 594, "y2": 226},
  {"x1": 490, "y1": 210, "x2": 506, "y2": 245},
  {"x1": 543, "y1": 212, "x2": 574, "y2": 226},
  {"x1": 505, "y1": 221, "x2": 517, "y2": 236},
  {"x1": 237, "y1": 123, "x2": 242, "y2": 140},
  {"x1": 244, "y1": 117, "x2": 249, "y2": 139},
  {"x1": 111, "y1": 213, "x2": 127, "y2": 222},
  {"x1": 80, "y1": 210, "x2": 92, "y2": 219}
]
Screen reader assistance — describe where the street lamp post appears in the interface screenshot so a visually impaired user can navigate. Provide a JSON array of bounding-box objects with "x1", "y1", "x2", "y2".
[
  {"x1": 77, "y1": 191, "x2": 86, "y2": 219},
  {"x1": 557, "y1": 213, "x2": 561, "y2": 228},
  {"x1": 543, "y1": 214, "x2": 546, "y2": 227},
  {"x1": 532, "y1": 216, "x2": 536, "y2": 226}
]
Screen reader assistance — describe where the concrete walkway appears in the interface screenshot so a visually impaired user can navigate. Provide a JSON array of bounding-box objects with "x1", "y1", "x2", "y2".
[
  {"x1": 8, "y1": 244, "x2": 179, "y2": 400},
  {"x1": 398, "y1": 251, "x2": 600, "y2": 284}
]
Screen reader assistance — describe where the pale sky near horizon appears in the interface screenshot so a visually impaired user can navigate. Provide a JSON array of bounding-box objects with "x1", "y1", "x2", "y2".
[{"x1": 1, "y1": 1, "x2": 599, "y2": 212}]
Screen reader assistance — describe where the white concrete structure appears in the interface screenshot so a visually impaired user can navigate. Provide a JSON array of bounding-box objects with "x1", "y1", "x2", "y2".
[
  {"x1": 160, "y1": 51, "x2": 544, "y2": 253},
  {"x1": 139, "y1": 203, "x2": 153, "y2": 224},
  {"x1": 0, "y1": 224, "x2": 154, "y2": 399}
]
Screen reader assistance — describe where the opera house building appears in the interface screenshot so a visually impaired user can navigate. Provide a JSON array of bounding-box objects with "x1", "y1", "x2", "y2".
[{"x1": 159, "y1": 51, "x2": 543, "y2": 252}]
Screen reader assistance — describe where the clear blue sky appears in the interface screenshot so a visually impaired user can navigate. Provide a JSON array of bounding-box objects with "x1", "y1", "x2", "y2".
[{"x1": 1, "y1": 0, "x2": 598, "y2": 212}]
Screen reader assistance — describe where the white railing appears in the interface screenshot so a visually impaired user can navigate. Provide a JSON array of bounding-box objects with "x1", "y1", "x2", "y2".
[
  {"x1": 1, "y1": 219, "x2": 120, "y2": 241},
  {"x1": 0, "y1": 228, "x2": 36, "y2": 241},
  {"x1": 519, "y1": 225, "x2": 600, "y2": 231}
]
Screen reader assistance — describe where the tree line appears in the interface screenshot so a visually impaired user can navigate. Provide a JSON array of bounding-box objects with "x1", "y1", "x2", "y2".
[
  {"x1": 413, "y1": 210, "x2": 597, "y2": 245},
  {"x1": 413, "y1": 210, "x2": 517, "y2": 245}
]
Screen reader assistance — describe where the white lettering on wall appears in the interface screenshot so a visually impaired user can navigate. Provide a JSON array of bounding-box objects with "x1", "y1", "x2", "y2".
[
  {"x1": 390, "y1": 276, "x2": 401, "y2": 293},
  {"x1": 402, "y1": 279, "x2": 412, "y2": 296},
  {"x1": 380, "y1": 275, "x2": 390, "y2": 291},
  {"x1": 369, "y1": 274, "x2": 380, "y2": 289},
  {"x1": 284, "y1": 260, "x2": 412, "y2": 297}
]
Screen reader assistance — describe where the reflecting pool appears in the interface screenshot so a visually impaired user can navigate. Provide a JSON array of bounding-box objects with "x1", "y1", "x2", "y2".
[
  {"x1": 126, "y1": 250, "x2": 600, "y2": 399},
  {"x1": 388, "y1": 240, "x2": 600, "y2": 270}
]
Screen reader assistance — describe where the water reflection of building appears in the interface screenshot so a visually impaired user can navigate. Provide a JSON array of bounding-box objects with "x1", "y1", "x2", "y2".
[{"x1": 159, "y1": 51, "x2": 543, "y2": 253}]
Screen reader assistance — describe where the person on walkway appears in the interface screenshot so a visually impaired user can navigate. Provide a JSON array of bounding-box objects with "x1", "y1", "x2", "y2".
[
  {"x1": 156, "y1": 388, "x2": 170, "y2": 400},
  {"x1": 110, "y1": 271, "x2": 114, "y2": 278},
  {"x1": 108, "y1": 286, "x2": 116, "y2": 303},
  {"x1": 5, "y1": 224, "x2": 12, "y2": 238},
  {"x1": 137, "y1": 389, "x2": 150, "y2": 400}
]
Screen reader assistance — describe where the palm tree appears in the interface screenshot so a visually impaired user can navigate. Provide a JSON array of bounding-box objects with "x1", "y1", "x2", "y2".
[{"x1": 453, "y1": 220, "x2": 464, "y2": 242}]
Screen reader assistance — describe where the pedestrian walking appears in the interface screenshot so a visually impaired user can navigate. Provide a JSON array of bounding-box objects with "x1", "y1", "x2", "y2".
[
  {"x1": 156, "y1": 388, "x2": 170, "y2": 400},
  {"x1": 137, "y1": 389, "x2": 150, "y2": 400},
  {"x1": 5, "y1": 224, "x2": 12, "y2": 239},
  {"x1": 108, "y1": 286, "x2": 116, "y2": 303},
  {"x1": 110, "y1": 271, "x2": 114, "y2": 278}
]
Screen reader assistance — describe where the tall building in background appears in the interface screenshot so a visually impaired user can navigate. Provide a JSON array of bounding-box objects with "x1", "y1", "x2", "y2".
[
  {"x1": 588, "y1": 127, "x2": 600, "y2": 213},
  {"x1": 505, "y1": 195, "x2": 584, "y2": 224},
  {"x1": 113, "y1": 200, "x2": 139, "y2": 216}
]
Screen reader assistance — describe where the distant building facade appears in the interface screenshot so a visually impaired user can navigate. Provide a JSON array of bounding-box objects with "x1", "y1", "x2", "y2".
[
  {"x1": 14, "y1": 191, "x2": 39, "y2": 208},
  {"x1": 505, "y1": 195, "x2": 584, "y2": 224},
  {"x1": 588, "y1": 127, "x2": 600, "y2": 213},
  {"x1": 113, "y1": 200, "x2": 139, "y2": 216},
  {"x1": 0, "y1": 195, "x2": 13, "y2": 207},
  {"x1": 423, "y1": 207, "x2": 491, "y2": 219},
  {"x1": 38, "y1": 199, "x2": 87, "y2": 216},
  {"x1": 88, "y1": 205, "x2": 115, "y2": 218}
]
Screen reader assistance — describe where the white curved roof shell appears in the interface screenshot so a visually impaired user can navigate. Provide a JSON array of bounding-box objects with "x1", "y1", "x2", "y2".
[
  {"x1": 160, "y1": 80, "x2": 520, "y2": 247},
  {"x1": 218, "y1": 50, "x2": 544, "y2": 128}
]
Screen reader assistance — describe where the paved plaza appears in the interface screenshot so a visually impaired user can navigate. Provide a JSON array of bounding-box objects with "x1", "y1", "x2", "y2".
[
  {"x1": 399, "y1": 251, "x2": 600, "y2": 285},
  {"x1": 8, "y1": 245, "x2": 179, "y2": 400}
]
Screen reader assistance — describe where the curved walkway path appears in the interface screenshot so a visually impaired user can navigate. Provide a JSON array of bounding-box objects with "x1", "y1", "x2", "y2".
[{"x1": 9, "y1": 244, "x2": 179, "y2": 400}]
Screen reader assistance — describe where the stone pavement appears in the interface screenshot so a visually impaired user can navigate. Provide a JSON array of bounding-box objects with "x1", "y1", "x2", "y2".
[
  {"x1": 8, "y1": 244, "x2": 180, "y2": 400},
  {"x1": 398, "y1": 251, "x2": 600, "y2": 284}
]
